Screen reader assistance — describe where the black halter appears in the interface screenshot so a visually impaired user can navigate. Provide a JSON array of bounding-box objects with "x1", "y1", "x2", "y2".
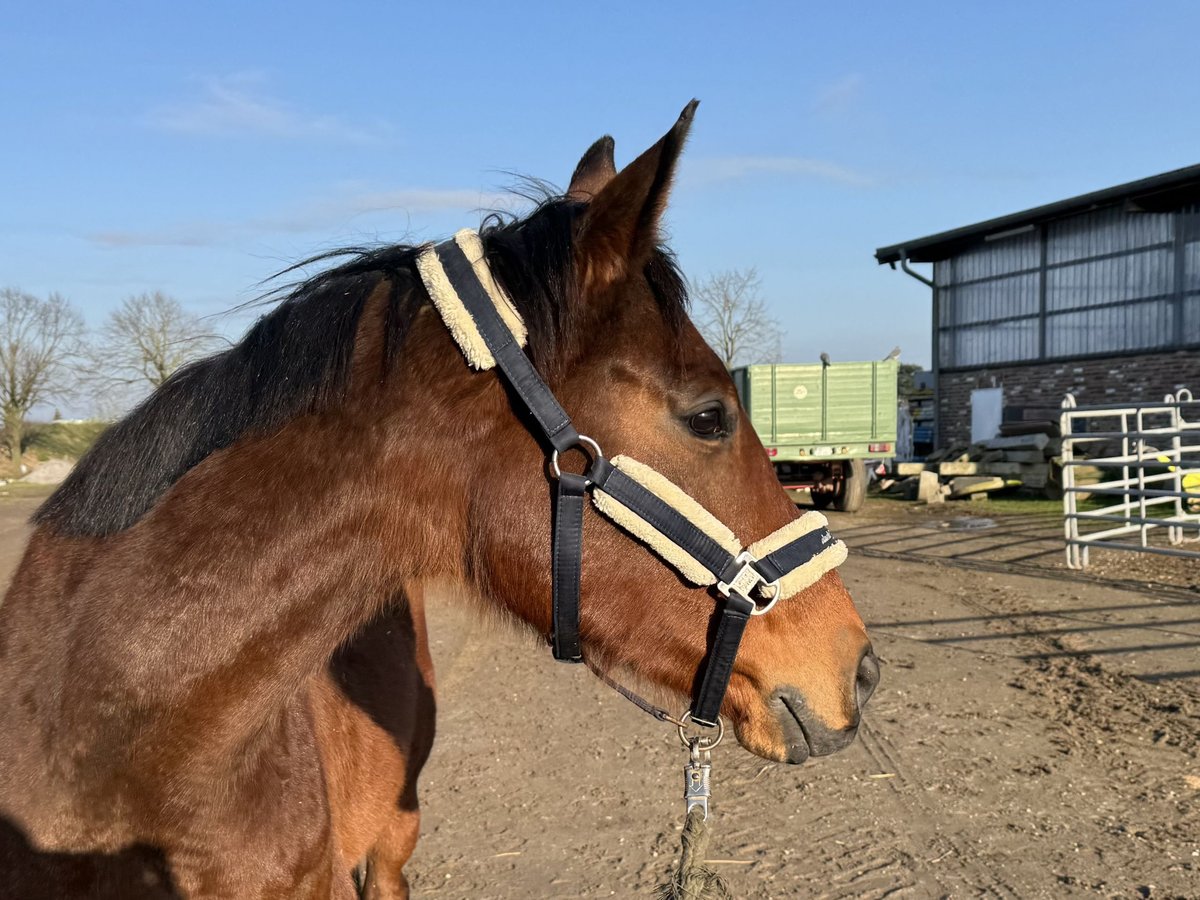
[{"x1": 422, "y1": 235, "x2": 843, "y2": 727}]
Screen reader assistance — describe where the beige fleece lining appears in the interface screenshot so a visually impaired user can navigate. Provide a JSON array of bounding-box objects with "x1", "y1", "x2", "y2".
[
  {"x1": 414, "y1": 229, "x2": 527, "y2": 370},
  {"x1": 592, "y1": 458, "x2": 847, "y2": 598},
  {"x1": 747, "y1": 512, "x2": 828, "y2": 559},
  {"x1": 591, "y1": 455, "x2": 743, "y2": 586},
  {"x1": 748, "y1": 513, "x2": 847, "y2": 600},
  {"x1": 452, "y1": 229, "x2": 528, "y2": 346},
  {"x1": 771, "y1": 539, "x2": 847, "y2": 600}
]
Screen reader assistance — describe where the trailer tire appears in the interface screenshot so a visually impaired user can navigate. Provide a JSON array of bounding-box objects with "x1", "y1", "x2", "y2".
[{"x1": 833, "y1": 458, "x2": 867, "y2": 513}]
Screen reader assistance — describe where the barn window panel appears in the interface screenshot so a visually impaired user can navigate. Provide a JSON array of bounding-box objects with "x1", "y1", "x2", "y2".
[
  {"x1": 1046, "y1": 248, "x2": 1174, "y2": 311},
  {"x1": 1185, "y1": 295, "x2": 1200, "y2": 343},
  {"x1": 934, "y1": 231, "x2": 1039, "y2": 286},
  {"x1": 1045, "y1": 299, "x2": 1175, "y2": 357},
  {"x1": 939, "y1": 317, "x2": 1039, "y2": 367},
  {"x1": 1046, "y1": 208, "x2": 1173, "y2": 264},
  {"x1": 929, "y1": 205, "x2": 1200, "y2": 369},
  {"x1": 1184, "y1": 241, "x2": 1200, "y2": 292},
  {"x1": 938, "y1": 272, "x2": 1039, "y2": 326}
]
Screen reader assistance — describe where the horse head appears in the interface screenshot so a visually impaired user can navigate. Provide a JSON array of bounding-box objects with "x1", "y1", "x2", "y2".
[{"x1": 463, "y1": 103, "x2": 877, "y2": 764}]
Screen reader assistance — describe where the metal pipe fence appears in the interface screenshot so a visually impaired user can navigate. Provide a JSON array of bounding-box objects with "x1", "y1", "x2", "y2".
[{"x1": 1060, "y1": 389, "x2": 1200, "y2": 568}]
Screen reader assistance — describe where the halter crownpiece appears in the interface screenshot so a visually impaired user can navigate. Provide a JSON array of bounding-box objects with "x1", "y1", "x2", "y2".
[
  {"x1": 415, "y1": 230, "x2": 848, "y2": 727},
  {"x1": 414, "y1": 229, "x2": 528, "y2": 369}
]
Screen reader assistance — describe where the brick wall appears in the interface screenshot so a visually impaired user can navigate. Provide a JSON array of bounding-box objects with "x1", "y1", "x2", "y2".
[{"x1": 936, "y1": 350, "x2": 1200, "y2": 448}]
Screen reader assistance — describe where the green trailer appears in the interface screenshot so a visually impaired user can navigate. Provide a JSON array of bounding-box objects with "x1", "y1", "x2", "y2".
[{"x1": 731, "y1": 360, "x2": 899, "y2": 513}]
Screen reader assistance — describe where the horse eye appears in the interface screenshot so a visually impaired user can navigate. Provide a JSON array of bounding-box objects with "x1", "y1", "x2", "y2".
[{"x1": 688, "y1": 408, "x2": 725, "y2": 438}]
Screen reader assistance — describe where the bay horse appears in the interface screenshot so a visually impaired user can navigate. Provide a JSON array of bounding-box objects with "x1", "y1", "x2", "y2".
[{"x1": 0, "y1": 103, "x2": 877, "y2": 899}]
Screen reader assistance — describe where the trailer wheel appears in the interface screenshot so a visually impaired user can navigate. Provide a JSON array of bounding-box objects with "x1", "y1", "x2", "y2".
[{"x1": 832, "y1": 458, "x2": 867, "y2": 513}]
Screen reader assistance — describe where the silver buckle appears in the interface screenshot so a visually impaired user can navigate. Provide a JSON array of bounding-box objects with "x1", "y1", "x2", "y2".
[{"x1": 716, "y1": 551, "x2": 780, "y2": 616}]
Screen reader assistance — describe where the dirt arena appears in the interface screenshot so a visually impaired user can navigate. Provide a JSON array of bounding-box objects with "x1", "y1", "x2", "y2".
[{"x1": 1, "y1": 487, "x2": 1197, "y2": 899}]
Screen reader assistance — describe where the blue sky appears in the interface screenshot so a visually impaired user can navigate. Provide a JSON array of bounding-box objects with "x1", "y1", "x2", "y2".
[{"x1": 5, "y1": 1, "x2": 1200, "y2": 375}]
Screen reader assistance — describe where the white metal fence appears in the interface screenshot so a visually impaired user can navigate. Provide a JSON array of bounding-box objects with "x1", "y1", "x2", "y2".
[{"x1": 1060, "y1": 389, "x2": 1200, "y2": 569}]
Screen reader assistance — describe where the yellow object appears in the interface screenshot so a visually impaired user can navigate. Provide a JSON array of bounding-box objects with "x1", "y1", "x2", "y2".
[{"x1": 1155, "y1": 454, "x2": 1200, "y2": 508}]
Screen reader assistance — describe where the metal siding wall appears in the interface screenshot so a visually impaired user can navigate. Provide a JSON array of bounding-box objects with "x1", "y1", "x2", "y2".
[
  {"x1": 1183, "y1": 207, "x2": 1200, "y2": 345},
  {"x1": 1045, "y1": 248, "x2": 1174, "y2": 310},
  {"x1": 1184, "y1": 295, "x2": 1200, "y2": 343},
  {"x1": 1046, "y1": 207, "x2": 1173, "y2": 263},
  {"x1": 942, "y1": 273, "x2": 1039, "y2": 325},
  {"x1": 936, "y1": 231, "x2": 1040, "y2": 365},
  {"x1": 1185, "y1": 242, "x2": 1200, "y2": 292},
  {"x1": 938, "y1": 205, "x2": 1193, "y2": 369},
  {"x1": 942, "y1": 229, "x2": 1039, "y2": 282},
  {"x1": 1046, "y1": 300, "x2": 1175, "y2": 357}
]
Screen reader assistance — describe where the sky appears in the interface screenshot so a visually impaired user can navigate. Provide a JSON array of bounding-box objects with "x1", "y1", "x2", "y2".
[{"x1": 5, "y1": 1, "x2": 1200, "y2": 382}]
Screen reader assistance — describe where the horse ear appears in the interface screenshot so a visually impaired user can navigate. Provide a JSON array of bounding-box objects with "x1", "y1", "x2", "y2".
[
  {"x1": 576, "y1": 100, "x2": 698, "y2": 288},
  {"x1": 566, "y1": 136, "x2": 617, "y2": 201}
]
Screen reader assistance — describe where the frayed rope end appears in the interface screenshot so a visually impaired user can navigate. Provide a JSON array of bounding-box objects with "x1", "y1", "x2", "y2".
[{"x1": 651, "y1": 808, "x2": 734, "y2": 900}]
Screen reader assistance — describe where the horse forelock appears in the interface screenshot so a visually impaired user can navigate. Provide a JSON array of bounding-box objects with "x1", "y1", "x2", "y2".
[{"x1": 34, "y1": 196, "x2": 690, "y2": 538}]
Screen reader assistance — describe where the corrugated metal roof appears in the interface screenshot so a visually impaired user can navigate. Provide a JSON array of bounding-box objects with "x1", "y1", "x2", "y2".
[{"x1": 875, "y1": 163, "x2": 1200, "y2": 265}]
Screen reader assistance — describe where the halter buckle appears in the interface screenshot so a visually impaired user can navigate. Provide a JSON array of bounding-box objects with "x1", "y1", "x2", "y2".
[{"x1": 717, "y1": 551, "x2": 780, "y2": 616}]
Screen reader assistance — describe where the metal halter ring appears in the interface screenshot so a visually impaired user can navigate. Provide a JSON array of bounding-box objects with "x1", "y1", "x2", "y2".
[
  {"x1": 677, "y1": 711, "x2": 725, "y2": 750},
  {"x1": 550, "y1": 435, "x2": 603, "y2": 480}
]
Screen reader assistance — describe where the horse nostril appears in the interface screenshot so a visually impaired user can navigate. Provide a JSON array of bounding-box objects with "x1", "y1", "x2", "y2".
[{"x1": 856, "y1": 649, "x2": 881, "y2": 711}]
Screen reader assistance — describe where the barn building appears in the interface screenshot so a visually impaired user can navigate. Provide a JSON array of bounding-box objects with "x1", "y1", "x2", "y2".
[{"x1": 876, "y1": 165, "x2": 1200, "y2": 449}]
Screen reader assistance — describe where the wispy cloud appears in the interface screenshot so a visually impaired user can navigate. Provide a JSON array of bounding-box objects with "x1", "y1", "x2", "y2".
[
  {"x1": 86, "y1": 185, "x2": 514, "y2": 249},
  {"x1": 89, "y1": 225, "x2": 228, "y2": 248},
  {"x1": 147, "y1": 73, "x2": 387, "y2": 143},
  {"x1": 271, "y1": 187, "x2": 514, "y2": 229},
  {"x1": 686, "y1": 156, "x2": 874, "y2": 188},
  {"x1": 814, "y1": 73, "x2": 865, "y2": 113}
]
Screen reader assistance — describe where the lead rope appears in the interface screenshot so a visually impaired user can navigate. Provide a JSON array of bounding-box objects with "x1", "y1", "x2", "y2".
[
  {"x1": 652, "y1": 718, "x2": 731, "y2": 897},
  {"x1": 653, "y1": 808, "x2": 732, "y2": 900},
  {"x1": 584, "y1": 654, "x2": 732, "y2": 897}
]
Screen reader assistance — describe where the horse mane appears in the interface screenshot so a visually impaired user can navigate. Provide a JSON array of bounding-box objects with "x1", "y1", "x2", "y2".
[{"x1": 35, "y1": 195, "x2": 688, "y2": 537}]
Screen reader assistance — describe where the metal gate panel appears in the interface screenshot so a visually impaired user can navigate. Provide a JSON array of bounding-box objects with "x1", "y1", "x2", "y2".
[{"x1": 1061, "y1": 389, "x2": 1200, "y2": 568}]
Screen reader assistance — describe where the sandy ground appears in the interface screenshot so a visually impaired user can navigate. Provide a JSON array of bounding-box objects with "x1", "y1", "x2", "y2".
[{"x1": 2, "y1": 488, "x2": 1197, "y2": 899}]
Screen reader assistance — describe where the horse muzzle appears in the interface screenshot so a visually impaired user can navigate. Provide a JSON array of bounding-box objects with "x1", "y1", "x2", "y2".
[{"x1": 771, "y1": 648, "x2": 880, "y2": 765}]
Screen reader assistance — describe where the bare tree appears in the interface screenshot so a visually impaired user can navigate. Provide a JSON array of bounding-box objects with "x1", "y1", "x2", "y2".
[
  {"x1": 0, "y1": 288, "x2": 84, "y2": 466},
  {"x1": 83, "y1": 292, "x2": 225, "y2": 404},
  {"x1": 689, "y1": 268, "x2": 782, "y2": 369}
]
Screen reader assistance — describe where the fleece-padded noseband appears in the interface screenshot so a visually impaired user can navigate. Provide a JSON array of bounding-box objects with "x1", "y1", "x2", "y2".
[
  {"x1": 416, "y1": 231, "x2": 848, "y2": 727},
  {"x1": 593, "y1": 456, "x2": 847, "y2": 598}
]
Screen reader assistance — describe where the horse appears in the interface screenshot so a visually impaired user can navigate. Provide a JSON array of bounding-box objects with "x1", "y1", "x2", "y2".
[{"x1": 0, "y1": 103, "x2": 877, "y2": 899}]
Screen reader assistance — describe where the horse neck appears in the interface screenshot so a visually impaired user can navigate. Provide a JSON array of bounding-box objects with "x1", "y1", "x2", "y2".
[{"x1": 13, "y1": 392, "x2": 474, "y2": 755}]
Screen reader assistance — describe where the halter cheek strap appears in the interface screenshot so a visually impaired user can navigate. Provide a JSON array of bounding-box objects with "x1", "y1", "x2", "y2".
[
  {"x1": 588, "y1": 457, "x2": 846, "y2": 724},
  {"x1": 416, "y1": 230, "x2": 848, "y2": 728}
]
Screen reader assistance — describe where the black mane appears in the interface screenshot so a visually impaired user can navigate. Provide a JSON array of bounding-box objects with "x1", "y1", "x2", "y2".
[{"x1": 35, "y1": 197, "x2": 688, "y2": 537}]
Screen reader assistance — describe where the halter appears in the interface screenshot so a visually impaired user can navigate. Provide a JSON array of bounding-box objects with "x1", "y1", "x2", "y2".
[{"x1": 416, "y1": 230, "x2": 847, "y2": 728}]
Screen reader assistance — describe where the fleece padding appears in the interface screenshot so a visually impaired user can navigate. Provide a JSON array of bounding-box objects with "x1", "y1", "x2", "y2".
[
  {"x1": 415, "y1": 228, "x2": 527, "y2": 370},
  {"x1": 592, "y1": 458, "x2": 848, "y2": 598},
  {"x1": 748, "y1": 513, "x2": 847, "y2": 600},
  {"x1": 591, "y1": 455, "x2": 742, "y2": 586}
]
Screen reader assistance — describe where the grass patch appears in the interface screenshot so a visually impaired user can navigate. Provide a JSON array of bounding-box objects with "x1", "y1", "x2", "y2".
[
  {"x1": 957, "y1": 494, "x2": 1064, "y2": 516},
  {"x1": 868, "y1": 486, "x2": 1110, "y2": 517},
  {"x1": 22, "y1": 421, "x2": 109, "y2": 461},
  {"x1": 0, "y1": 482, "x2": 56, "y2": 503}
]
